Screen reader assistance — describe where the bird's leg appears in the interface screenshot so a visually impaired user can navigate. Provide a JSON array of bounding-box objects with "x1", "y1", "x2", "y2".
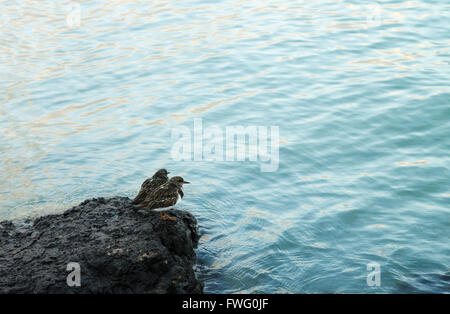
[{"x1": 161, "y1": 212, "x2": 177, "y2": 221}]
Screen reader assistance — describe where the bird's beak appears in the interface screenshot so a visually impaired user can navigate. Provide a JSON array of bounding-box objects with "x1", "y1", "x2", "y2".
[
  {"x1": 184, "y1": 181, "x2": 190, "y2": 184},
  {"x1": 167, "y1": 172, "x2": 170, "y2": 174}
]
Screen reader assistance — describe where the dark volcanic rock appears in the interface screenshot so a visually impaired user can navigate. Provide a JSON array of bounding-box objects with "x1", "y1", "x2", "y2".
[{"x1": 0, "y1": 197, "x2": 203, "y2": 294}]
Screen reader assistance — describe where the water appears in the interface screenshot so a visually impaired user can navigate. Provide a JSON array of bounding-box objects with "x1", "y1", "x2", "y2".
[{"x1": 1, "y1": 0, "x2": 449, "y2": 293}]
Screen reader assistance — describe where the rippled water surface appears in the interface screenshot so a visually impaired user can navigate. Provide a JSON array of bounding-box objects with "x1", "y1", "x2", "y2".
[{"x1": 1, "y1": 0, "x2": 449, "y2": 293}]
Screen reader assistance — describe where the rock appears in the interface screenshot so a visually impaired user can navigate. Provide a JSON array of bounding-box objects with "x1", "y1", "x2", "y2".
[{"x1": 0, "y1": 197, "x2": 203, "y2": 294}]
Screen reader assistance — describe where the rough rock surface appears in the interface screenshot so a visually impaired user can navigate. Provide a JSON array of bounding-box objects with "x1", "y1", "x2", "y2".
[{"x1": 0, "y1": 197, "x2": 203, "y2": 293}]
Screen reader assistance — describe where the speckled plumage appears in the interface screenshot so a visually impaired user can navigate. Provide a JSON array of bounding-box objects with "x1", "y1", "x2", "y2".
[
  {"x1": 132, "y1": 169, "x2": 169, "y2": 205},
  {"x1": 134, "y1": 176, "x2": 190, "y2": 220}
]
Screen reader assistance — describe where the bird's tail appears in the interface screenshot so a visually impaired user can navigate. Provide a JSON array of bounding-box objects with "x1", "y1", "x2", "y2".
[{"x1": 133, "y1": 202, "x2": 145, "y2": 211}]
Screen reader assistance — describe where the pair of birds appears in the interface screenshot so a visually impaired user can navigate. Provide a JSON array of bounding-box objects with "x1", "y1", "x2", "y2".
[{"x1": 132, "y1": 169, "x2": 190, "y2": 221}]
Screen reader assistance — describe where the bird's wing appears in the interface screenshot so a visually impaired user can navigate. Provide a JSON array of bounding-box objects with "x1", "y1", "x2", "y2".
[
  {"x1": 147, "y1": 195, "x2": 178, "y2": 210},
  {"x1": 142, "y1": 178, "x2": 155, "y2": 189},
  {"x1": 135, "y1": 186, "x2": 178, "y2": 210},
  {"x1": 132, "y1": 178, "x2": 153, "y2": 204},
  {"x1": 132, "y1": 187, "x2": 147, "y2": 205}
]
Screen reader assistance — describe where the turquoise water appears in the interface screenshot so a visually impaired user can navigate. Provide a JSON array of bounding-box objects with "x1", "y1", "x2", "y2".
[{"x1": 1, "y1": 1, "x2": 449, "y2": 293}]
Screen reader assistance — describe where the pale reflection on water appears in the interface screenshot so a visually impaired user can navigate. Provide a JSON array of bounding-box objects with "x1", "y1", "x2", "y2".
[{"x1": 1, "y1": 0, "x2": 449, "y2": 293}]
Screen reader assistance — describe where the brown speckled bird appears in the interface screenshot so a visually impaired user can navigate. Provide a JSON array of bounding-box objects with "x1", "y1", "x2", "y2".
[
  {"x1": 134, "y1": 176, "x2": 190, "y2": 221},
  {"x1": 132, "y1": 169, "x2": 169, "y2": 205}
]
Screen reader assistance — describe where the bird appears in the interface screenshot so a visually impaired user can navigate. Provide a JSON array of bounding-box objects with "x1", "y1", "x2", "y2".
[
  {"x1": 134, "y1": 176, "x2": 190, "y2": 221},
  {"x1": 132, "y1": 169, "x2": 170, "y2": 205}
]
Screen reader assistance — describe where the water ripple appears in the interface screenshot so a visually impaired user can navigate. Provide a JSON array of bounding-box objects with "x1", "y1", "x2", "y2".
[{"x1": 1, "y1": 0, "x2": 449, "y2": 293}]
